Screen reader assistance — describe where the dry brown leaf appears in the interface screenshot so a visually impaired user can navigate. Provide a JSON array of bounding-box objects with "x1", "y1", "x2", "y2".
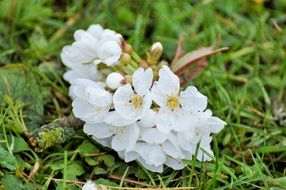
[{"x1": 170, "y1": 46, "x2": 228, "y2": 75}]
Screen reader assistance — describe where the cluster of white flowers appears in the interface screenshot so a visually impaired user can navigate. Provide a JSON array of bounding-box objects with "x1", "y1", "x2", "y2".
[
  {"x1": 61, "y1": 24, "x2": 122, "y2": 83},
  {"x1": 62, "y1": 24, "x2": 226, "y2": 173}
]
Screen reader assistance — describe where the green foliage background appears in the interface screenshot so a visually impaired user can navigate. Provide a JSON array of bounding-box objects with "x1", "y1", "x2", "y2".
[{"x1": 0, "y1": 0, "x2": 286, "y2": 189}]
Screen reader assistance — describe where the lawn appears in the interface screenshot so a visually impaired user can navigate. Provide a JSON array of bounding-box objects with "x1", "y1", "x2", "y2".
[{"x1": 0, "y1": 0, "x2": 286, "y2": 189}]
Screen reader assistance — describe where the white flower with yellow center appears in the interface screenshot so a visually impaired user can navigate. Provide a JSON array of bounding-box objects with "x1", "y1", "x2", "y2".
[
  {"x1": 71, "y1": 79, "x2": 112, "y2": 123},
  {"x1": 113, "y1": 67, "x2": 153, "y2": 121},
  {"x1": 151, "y1": 65, "x2": 207, "y2": 134}
]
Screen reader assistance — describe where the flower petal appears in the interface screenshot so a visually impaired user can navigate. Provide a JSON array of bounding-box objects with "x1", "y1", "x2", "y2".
[
  {"x1": 162, "y1": 135, "x2": 184, "y2": 159},
  {"x1": 140, "y1": 128, "x2": 167, "y2": 144},
  {"x1": 164, "y1": 157, "x2": 185, "y2": 170},
  {"x1": 157, "y1": 65, "x2": 180, "y2": 95},
  {"x1": 72, "y1": 99, "x2": 96, "y2": 118},
  {"x1": 137, "y1": 157, "x2": 164, "y2": 173},
  {"x1": 111, "y1": 123, "x2": 139, "y2": 151},
  {"x1": 139, "y1": 109, "x2": 157, "y2": 128},
  {"x1": 83, "y1": 123, "x2": 114, "y2": 139},
  {"x1": 155, "y1": 107, "x2": 175, "y2": 134},
  {"x1": 151, "y1": 81, "x2": 167, "y2": 106},
  {"x1": 180, "y1": 86, "x2": 208, "y2": 112},
  {"x1": 87, "y1": 24, "x2": 104, "y2": 39},
  {"x1": 205, "y1": 116, "x2": 226, "y2": 133},
  {"x1": 132, "y1": 68, "x2": 153, "y2": 96},
  {"x1": 104, "y1": 111, "x2": 135, "y2": 127},
  {"x1": 174, "y1": 110, "x2": 198, "y2": 132}
]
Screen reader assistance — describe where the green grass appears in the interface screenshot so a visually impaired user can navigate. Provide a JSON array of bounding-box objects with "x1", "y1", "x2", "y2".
[{"x1": 1, "y1": 0, "x2": 286, "y2": 189}]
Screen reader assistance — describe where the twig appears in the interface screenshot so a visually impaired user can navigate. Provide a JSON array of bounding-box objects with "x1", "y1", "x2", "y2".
[{"x1": 108, "y1": 175, "x2": 151, "y2": 187}]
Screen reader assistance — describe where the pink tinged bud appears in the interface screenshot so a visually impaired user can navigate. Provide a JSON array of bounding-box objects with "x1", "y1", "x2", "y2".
[{"x1": 106, "y1": 72, "x2": 125, "y2": 90}]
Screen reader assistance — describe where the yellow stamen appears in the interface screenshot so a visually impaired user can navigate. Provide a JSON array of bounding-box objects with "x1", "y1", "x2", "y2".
[
  {"x1": 194, "y1": 129, "x2": 200, "y2": 136},
  {"x1": 131, "y1": 95, "x2": 143, "y2": 109},
  {"x1": 166, "y1": 95, "x2": 180, "y2": 110}
]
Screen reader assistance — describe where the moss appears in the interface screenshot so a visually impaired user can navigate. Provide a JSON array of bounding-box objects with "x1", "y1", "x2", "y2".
[{"x1": 37, "y1": 127, "x2": 62, "y2": 150}]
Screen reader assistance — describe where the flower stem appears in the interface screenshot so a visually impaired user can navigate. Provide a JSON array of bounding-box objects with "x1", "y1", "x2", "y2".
[{"x1": 131, "y1": 51, "x2": 142, "y2": 63}]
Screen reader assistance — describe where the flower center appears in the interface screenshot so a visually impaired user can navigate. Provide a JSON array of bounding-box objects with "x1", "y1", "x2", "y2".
[
  {"x1": 131, "y1": 95, "x2": 143, "y2": 109},
  {"x1": 166, "y1": 95, "x2": 180, "y2": 110},
  {"x1": 194, "y1": 129, "x2": 200, "y2": 136},
  {"x1": 115, "y1": 126, "x2": 128, "y2": 137}
]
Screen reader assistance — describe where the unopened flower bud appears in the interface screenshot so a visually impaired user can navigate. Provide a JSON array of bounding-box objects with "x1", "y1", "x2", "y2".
[
  {"x1": 150, "y1": 42, "x2": 163, "y2": 61},
  {"x1": 120, "y1": 53, "x2": 131, "y2": 65},
  {"x1": 106, "y1": 72, "x2": 125, "y2": 90},
  {"x1": 147, "y1": 42, "x2": 163, "y2": 65},
  {"x1": 123, "y1": 42, "x2": 133, "y2": 54}
]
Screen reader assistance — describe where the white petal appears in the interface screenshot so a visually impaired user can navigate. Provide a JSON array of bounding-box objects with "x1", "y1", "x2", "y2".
[
  {"x1": 155, "y1": 107, "x2": 175, "y2": 134},
  {"x1": 104, "y1": 111, "x2": 135, "y2": 127},
  {"x1": 124, "y1": 150, "x2": 140, "y2": 163},
  {"x1": 85, "y1": 87, "x2": 112, "y2": 107},
  {"x1": 63, "y1": 66, "x2": 101, "y2": 84},
  {"x1": 132, "y1": 68, "x2": 153, "y2": 96},
  {"x1": 164, "y1": 157, "x2": 185, "y2": 170},
  {"x1": 140, "y1": 128, "x2": 167, "y2": 144},
  {"x1": 113, "y1": 84, "x2": 136, "y2": 118},
  {"x1": 205, "y1": 116, "x2": 226, "y2": 133},
  {"x1": 137, "y1": 157, "x2": 164, "y2": 173},
  {"x1": 177, "y1": 133, "x2": 196, "y2": 154},
  {"x1": 69, "y1": 78, "x2": 102, "y2": 100},
  {"x1": 137, "y1": 143, "x2": 166, "y2": 166},
  {"x1": 139, "y1": 109, "x2": 157, "y2": 128},
  {"x1": 157, "y1": 65, "x2": 180, "y2": 95},
  {"x1": 173, "y1": 110, "x2": 198, "y2": 132},
  {"x1": 104, "y1": 55, "x2": 121, "y2": 66},
  {"x1": 117, "y1": 151, "x2": 125, "y2": 160},
  {"x1": 72, "y1": 99, "x2": 96, "y2": 118},
  {"x1": 92, "y1": 136, "x2": 112, "y2": 148},
  {"x1": 197, "y1": 146, "x2": 213, "y2": 161},
  {"x1": 196, "y1": 135, "x2": 213, "y2": 161},
  {"x1": 151, "y1": 81, "x2": 167, "y2": 106},
  {"x1": 87, "y1": 24, "x2": 104, "y2": 39},
  {"x1": 162, "y1": 137, "x2": 184, "y2": 159},
  {"x1": 82, "y1": 180, "x2": 98, "y2": 190},
  {"x1": 111, "y1": 123, "x2": 140, "y2": 151},
  {"x1": 180, "y1": 86, "x2": 208, "y2": 112},
  {"x1": 74, "y1": 29, "x2": 88, "y2": 41},
  {"x1": 83, "y1": 123, "x2": 114, "y2": 139},
  {"x1": 97, "y1": 40, "x2": 122, "y2": 66}
]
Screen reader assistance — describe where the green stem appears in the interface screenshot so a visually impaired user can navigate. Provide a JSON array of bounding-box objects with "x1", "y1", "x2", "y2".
[{"x1": 131, "y1": 51, "x2": 142, "y2": 62}]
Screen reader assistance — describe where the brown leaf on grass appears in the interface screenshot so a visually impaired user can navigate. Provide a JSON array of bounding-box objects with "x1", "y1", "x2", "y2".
[
  {"x1": 170, "y1": 45, "x2": 229, "y2": 75},
  {"x1": 171, "y1": 35, "x2": 185, "y2": 65}
]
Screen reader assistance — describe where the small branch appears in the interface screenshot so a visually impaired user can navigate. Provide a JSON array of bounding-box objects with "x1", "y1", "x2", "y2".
[{"x1": 108, "y1": 175, "x2": 151, "y2": 187}]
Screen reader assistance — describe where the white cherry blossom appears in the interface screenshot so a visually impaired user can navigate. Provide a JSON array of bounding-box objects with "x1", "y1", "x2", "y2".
[
  {"x1": 71, "y1": 79, "x2": 112, "y2": 123},
  {"x1": 62, "y1": 24, "x2": 228, "y2": 173},
  {"x1": 61, "y1": 24, "x2": 122, "y2": 83},
  {"x1": 151, "y1": 65, "x2": 203, "y2": 133},
  {"x1": 113, "y1": 68, "x2": 153, "y2": 121}
]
